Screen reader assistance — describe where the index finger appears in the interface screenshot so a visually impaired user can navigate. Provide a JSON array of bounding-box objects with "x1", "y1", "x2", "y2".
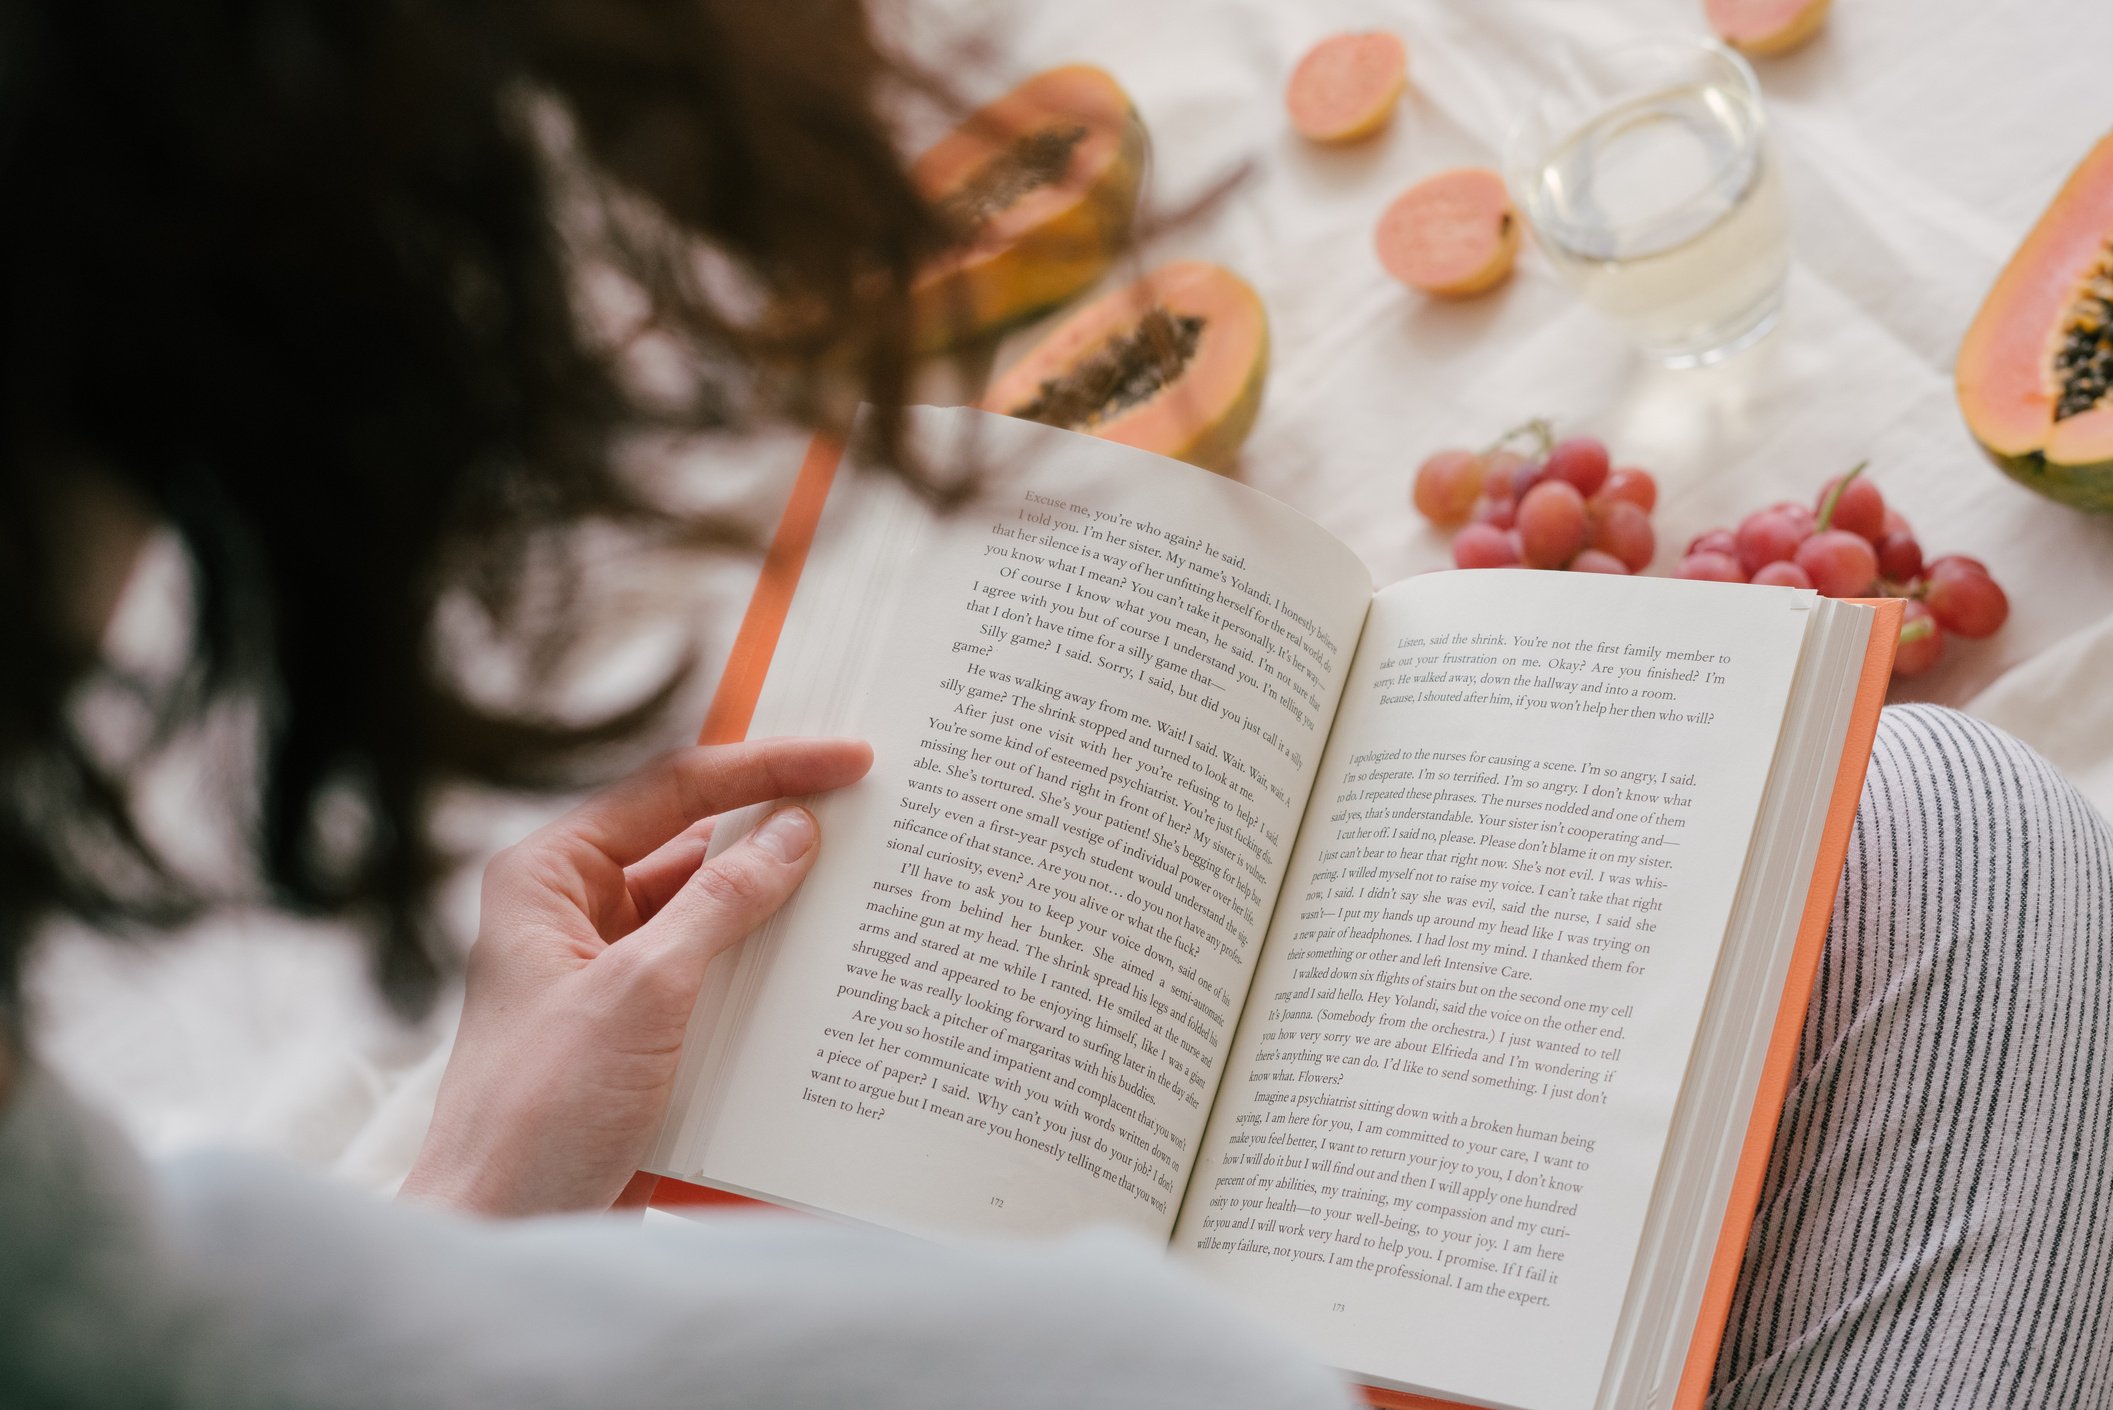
[{"x1": 544, "y1": 736, "x2": 872, "y2": 868}]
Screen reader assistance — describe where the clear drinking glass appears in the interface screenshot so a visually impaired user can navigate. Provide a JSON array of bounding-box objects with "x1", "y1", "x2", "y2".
[{"x1": 1506, "y1": 36, "x2": 1790, "y2": 368}]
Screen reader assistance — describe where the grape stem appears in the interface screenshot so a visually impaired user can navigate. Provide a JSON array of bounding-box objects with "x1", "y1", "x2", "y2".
[
  {"x1": 1898, "y1": 618, "x2": 1937, "y2": 644},
  {"x1": 1814, "y1": 459, "x2": 1871, "y2": 533},
  {"x1": 1482, "y1": 417, "x2": 1555, "y2": 459}
]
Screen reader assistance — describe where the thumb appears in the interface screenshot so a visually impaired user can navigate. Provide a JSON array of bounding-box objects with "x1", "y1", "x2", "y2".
[{"x1": 628, "y1": 804, "x2": 820, "y2": 977}]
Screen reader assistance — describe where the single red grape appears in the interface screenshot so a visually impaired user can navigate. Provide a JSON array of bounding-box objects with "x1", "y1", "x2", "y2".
[
  {"x1": 1751, "y1": 560, "x2": 1815, "y2": 588},
  {"x1": 1518, "y1": 480, "x2": 1590, "y2": 569},
  {"x1": 1598, "y1": 467, "x2": 1657, "y2": 513},
  {"x1": 1735, "y1": 509, "x2": 1807, "y2": 576},
  {"x1": 1793, "y1": 530, "x2": 1880, "y2": 597},
  {"x1": 1510, "y1": 457, "x2": 1549, "y2": 500},
  {"x1": 1817, "y1": 473, "x2": 1886, "y2": 541},
  {"x1": 1882, "y1": 508, "x2": 1911, "y2": 538},
  {"x1": 1923, "y1": 560, "x2": 2009, "y2": 638},
  {"x1": 1875, "y1": 530, "x2": 1923, "y2": 583},
  {"x1": 1589, "y1": 500, "x2": 1656, "y2": 572},
  {"x1": 1924, "y1": 553, "x2": 1990, "y2": 579},
  {"x1": 1687, "y1": 528, "x2": 1738, "y2": 558},
  {"x1": 1452, "y1": 522, "x2": 1520, "y2": 569},
  {"x1": 1569, "y1": 549, "x2": 1630, "y2": 574},
  {"x1": 1893, "y1": 602, "x2": 1945, "y2": 677},
  {"x1": 1676, "y1": 550, "x2": 1746, "y2": 582},
  {"x1": 1471, "y1": 494, "x2": 1517, "y2": 529},
  {"x1": 1544, "y1": 437, "x2": 1611, "y2": 497},
  {"x1": 1413, "y1": 448, "x2": 1485, "y2": 525},
  {"x1": 1483, "y1": 450, "x2": 1526, "y2": 503},
  {"x1": 1772, "y1": 503, "x2": 1817, "y2": 540}
]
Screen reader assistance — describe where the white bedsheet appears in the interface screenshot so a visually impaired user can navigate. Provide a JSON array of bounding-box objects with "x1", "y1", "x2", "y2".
[{"x1": 29, "y1": 0, "x2": 2113, "y2": 1186}]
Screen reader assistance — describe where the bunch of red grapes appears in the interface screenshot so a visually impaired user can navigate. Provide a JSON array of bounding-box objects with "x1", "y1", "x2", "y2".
[
  {"x1": 1674, "y1": 463, "x2": 2008, "y2": 677},
  {"x1": 1412, "y1": 423, "x2": 1658, "y2": 574},
  {"x1": 1412, "y1": 428, "x2": 2010, "y2": 681}
]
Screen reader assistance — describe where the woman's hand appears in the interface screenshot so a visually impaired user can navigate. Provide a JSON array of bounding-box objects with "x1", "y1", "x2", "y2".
[{"x1": 400, "y1": 736, "x2": 872, "y2": 1217}]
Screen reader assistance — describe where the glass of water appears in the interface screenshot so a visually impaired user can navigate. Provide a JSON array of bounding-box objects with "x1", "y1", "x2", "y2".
[{"x1": 1506, "y1": 36, "x2": 1790, "y2": 368}]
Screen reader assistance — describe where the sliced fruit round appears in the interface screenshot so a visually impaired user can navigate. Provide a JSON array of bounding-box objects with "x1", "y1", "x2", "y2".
[
  {"x1": 1286, "y1": 32, "x2": 1409, "y2": 144},
  {"x1": 1956, "y1": 130, "x2": 2113, "y2": 511},
  {"x1": 980, "y1": 261, "x2": 1269, "y2": 474},
  {"x1": 1376, "y1": 168, "x2": 1520, "y2": 297},
  {"x1": 1705, "y1": 0, "x2": 1831, "y2": 57},
  {"x1": 909, "y1": 66, "x2": 1147, "y2": 353}
]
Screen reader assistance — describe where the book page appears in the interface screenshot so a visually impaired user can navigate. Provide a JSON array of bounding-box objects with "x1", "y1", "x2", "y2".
[
  {"x1": 649, "y1": 408, "x2": 1373, "y2": 1241},
  {"x1": 1170, "y1": 570, "x2": 1817, "y2": 1410}
]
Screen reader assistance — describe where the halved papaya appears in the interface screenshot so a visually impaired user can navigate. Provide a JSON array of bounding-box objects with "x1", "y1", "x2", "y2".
[
  {"x1": 909, "y1": 66, "x2": 1147, "y2": 353},
  {"x1": 981, "y1": 261, "x2": 1268, "y2": 474},
  {"x1": 1957, "y1": 131, "x2": 2113, "y2": 512}
]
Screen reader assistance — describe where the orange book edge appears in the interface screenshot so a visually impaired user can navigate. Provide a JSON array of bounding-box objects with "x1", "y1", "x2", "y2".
[{"x1": 642, "y1": 432, "x2": 1904, "y2": 1409}]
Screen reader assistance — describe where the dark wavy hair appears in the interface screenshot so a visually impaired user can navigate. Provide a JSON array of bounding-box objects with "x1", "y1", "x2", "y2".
[{"x1": 0, "y1": 0, "x2": 957, "y2": 1033}]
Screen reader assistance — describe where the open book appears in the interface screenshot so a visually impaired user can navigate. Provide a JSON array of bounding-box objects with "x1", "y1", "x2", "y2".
[{"x1": 644, "y1": 407, "x2": 1900, "y2": 1410}]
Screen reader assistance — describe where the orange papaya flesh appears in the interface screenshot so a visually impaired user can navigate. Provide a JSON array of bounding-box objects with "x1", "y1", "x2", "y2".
[
  {"x1": 1956, "y1": 131, "x2": 2113, "y2": 512},
  {"x1": 909, "y1": 66, "x2": 1146, "y2": 353},
  {"x1": 981, "y1": 261, "x2": 1268, "y2": 474}
]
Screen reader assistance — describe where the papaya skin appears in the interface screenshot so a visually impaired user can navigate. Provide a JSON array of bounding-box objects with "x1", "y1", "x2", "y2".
[
  {"x1": 981, "y1": 261, "x2": 1269, "y2": 475},
  {"x1": 908, "y1": 66, "x2": 1148, "y2": 354},
  {"x1": 1957, "y1": 130, "x2": 2113, "y2": 512},
  {"x1": 1986, "y1": 444, "x2": 2113, "y2": 513},
  {"x1": 1174, "y1": 335, "x2": 1269, "y2": 475}
]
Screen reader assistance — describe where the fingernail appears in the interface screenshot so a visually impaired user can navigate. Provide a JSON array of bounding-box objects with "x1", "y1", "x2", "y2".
[{"x1": 751, "y1": 806, "x2": 816, "y2": 862}]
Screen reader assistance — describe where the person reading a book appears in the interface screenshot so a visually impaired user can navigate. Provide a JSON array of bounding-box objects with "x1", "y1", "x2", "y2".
[{"x1": 3, "y1": 4, "x2": 2111, "y2": 1410}]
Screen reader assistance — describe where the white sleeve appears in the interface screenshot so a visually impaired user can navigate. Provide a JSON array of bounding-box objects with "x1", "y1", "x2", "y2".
[
  {"x1": 0, "y1": 1068, "x2": 1355, "y2": 1410},
  {"x1": 166, "y1": 1158, "x2": 1358, "y2": 1410}
]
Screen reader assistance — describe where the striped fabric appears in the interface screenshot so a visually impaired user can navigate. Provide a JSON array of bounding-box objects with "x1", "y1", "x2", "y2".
[{"x1": 1712, "y1": 705, "x2": 2113, "y2": 1408}]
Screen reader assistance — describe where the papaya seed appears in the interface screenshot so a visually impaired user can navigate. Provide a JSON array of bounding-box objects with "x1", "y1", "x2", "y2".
[
  {"x1": 935, "y1": 124, "x2": 1090, "y2": 235},
  {"x1": 2053, "y1": 243, "x2": 2113, "y2": 422},
  {"x1": 1010, "y1": 308, "x2": 1205, "y2": 431}
]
